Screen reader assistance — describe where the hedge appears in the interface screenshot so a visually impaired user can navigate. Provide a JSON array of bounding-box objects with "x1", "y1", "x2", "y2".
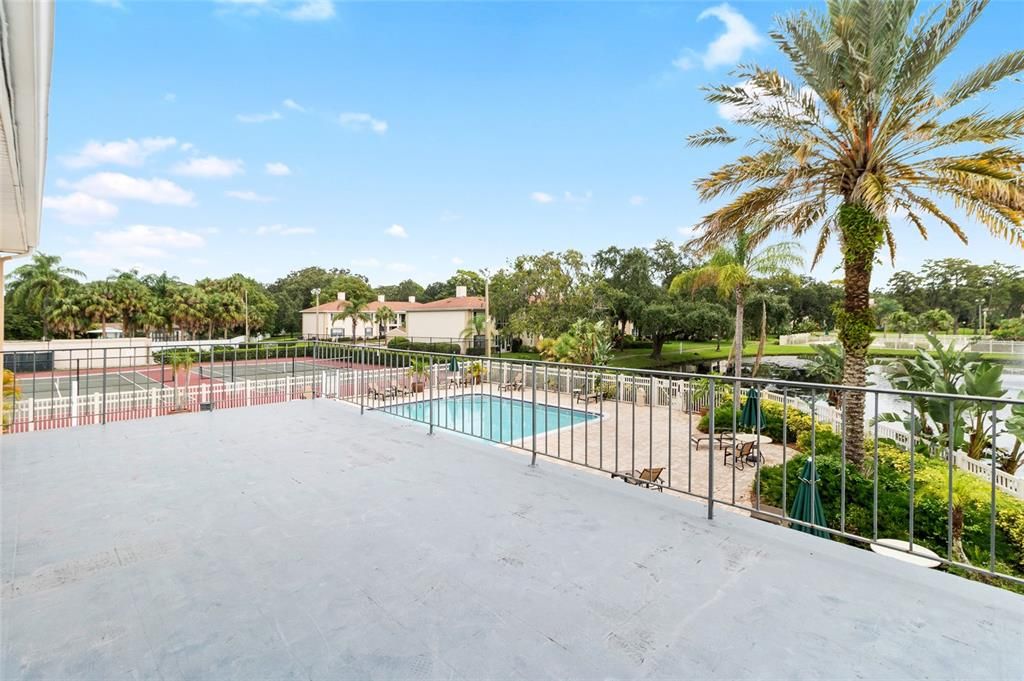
[{"x1": 755, "y1": 442, "x2": 1024, "y2": 589}]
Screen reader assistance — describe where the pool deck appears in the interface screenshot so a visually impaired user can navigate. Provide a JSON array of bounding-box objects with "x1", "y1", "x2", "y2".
[{"x1": 3, "y1": 399, "x2": 1022, "y2": 680}]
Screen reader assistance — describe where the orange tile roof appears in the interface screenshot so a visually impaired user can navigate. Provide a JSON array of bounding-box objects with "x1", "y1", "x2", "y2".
[
  {"x1": 415, "y1": 296, "x2": 486, "y2": 311},
  {"x1": 302, "y1": 295, "x2": 485, "y2": 313}
]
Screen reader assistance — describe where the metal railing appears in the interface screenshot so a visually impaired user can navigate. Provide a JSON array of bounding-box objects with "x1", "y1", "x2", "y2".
[
  {"x1": 331, "y1": 344, "x2": 1024, "y2": 587},
  {"x1": 4, "y1": 339, "x2": 1023, "y2": 587}
]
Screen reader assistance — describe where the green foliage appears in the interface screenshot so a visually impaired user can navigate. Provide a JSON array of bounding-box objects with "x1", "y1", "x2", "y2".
[
  {"x1": 756, "y1": 442, "x2": 1024, "y2": 580},
  {"x1": 993, "y1": 317, "x2": 1024, "y2": 340},
  {"x1": 386, "y1": 337, "x2": 460, "y2": 355},
  {"x1": 916, "y1": 308, "x2": 956, "y2": 334},
  {"x1": 698, "y1": 397, "x2": 820, "y2": 445}
]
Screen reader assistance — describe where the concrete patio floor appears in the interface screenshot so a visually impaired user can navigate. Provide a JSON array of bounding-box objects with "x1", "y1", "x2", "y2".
[{"x1": 2, "y1": 400, "x2": 1021, "y2": 680}]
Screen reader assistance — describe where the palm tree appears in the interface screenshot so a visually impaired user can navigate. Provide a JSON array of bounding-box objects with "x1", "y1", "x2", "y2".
[
  {"x1": 82, "y1": 281, "x2": 118, "y2": 338},
  {"x1": 670, "y1": 230, "x2": 802, "y2": 378},
  {"x1": 167, "y1": 285, "x2": 207, "y2": 340},
  {"x1": 889, "y1": 310, "x2": 916, "y2": 338},
  {"x1": 685, "y1": 0, "x2": 1024, "y2": 467},
  {"x1": 460, "y1": 313, "x2": 490, "y2": 347},
  {"x1": 110, "y1": 271, "x2": 153, "y2": 337},
  {"x1": 6, "y1": 253, "x2": 84, "y2": 339},
  {"x1": 47, "y1": 293, "x2": 86, "y2": 339},
  {"x1": 339, "y1": 298, "x2": 372, "y2": 341},
  {"x1": 376, "y1": 305, "x2": 396, "y2": 337}
]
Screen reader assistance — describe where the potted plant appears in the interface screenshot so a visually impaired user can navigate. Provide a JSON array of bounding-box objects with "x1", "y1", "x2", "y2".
[
  {"x1": 407, "y1": 356, "x2": 431, "y2": 393},
  {"x1": 466, "y1": 360, "x2": 485, "y2": 385}
]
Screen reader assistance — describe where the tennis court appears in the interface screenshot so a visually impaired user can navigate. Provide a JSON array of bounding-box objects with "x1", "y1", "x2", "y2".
[
  {"x1": 12, "y1": 356, "x2": 363, "y2": 401},
  {"x1": 13, "y1": 367, "x2": 172, "y2": 400}
]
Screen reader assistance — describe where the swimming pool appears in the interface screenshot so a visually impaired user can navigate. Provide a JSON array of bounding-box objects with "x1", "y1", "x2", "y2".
[{"x1": 381, "y1": 394, "x2": 599, "y2": 442}]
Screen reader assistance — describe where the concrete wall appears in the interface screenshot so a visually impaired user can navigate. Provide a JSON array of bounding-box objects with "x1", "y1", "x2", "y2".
[{"x1": 406, "y1": 310, "x2": 470, "y2": 341}]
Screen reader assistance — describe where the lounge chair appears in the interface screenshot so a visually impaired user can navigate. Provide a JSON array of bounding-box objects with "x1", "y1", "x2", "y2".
[
  {"x1": 390, "y1": 381, "x2": 410, "y2": 396},
  {"x1": 611, "y1": 467, "x2": 665, "y2": 490},
  {"x1": 576, "y1": 391, "x2": 602, "y2": 404},
  {"x1": 723, "y1": 440, "x2": 755, "y2": 469},
  {"x1": 499, "y1": 373, "x2": 523, "y2": 392},
  {"x1": 368, "y1": 383, "x2": 393, "y2": 400}
]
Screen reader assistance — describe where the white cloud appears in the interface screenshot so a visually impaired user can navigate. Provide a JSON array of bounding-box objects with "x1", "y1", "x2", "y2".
[
  {"x1": 674, "y1": 3, "x2": 762, "y2": 71},
  {"x1": 180, "y1": 142, "x2": 195, "y2": 152},
  {"x1": 440, "y1": 210, "x2": 462, "y2": 223},
  {"x1": 172, "y1": 155, "x2": 245, "y2": 178},
  {"x1": 163, "y1": 92, "x2": 177, "y2": 102},
  {"x1": 338, "y1": 112, "x2": 388, "y2": 134},
  {"x1": 72, "y1": 172, "x2": 195, "y2": 205},
  {"x1": 287, "y1": 0, "x2": 335, "y2": 21},
  {"x1": 352, "y1": 257, "x2": 380, "y2": 268},
  {"x1": 43, "y1": 193, "x2": 119, "y2": 225},
  {"x1": 255, "y1": 224, "x2": 315, "y2": 236},
  {"x1": 530, "y1": 191, "x2": 555, "y2": 204},
  {"x1": 386, "y1": 262, "x2": 415, "y2": 273},
  {"x1": 282, "y1": 98, "x2": 305, "y2": 112},
  {"x1": 236, "y1": 111, "x2": 282, "y2": 123},
  {"x1": 385, "y1": 224, "x2": 408, "y2": 238},
  {"x1": 451, "y1": 257, "x2": 464, "y2": 265},
  {"x1": 62, "y1": 137, "x2": 178, "y2": 168},
  {"x1": 70, "y1": 225, "x2": 206, "y2": 267},
  {"x1": 225, "y1": 190, "x2": 275, "y2": 202},
  {"x1": 265, "y1": 162, "x2": 292, "y2": 176},
  {"x1": 629, "y1": 195, "x2": 648, "y2": 206},
  {"x1": 563, "y1": 190, "x2": 592, "y2": 205}
]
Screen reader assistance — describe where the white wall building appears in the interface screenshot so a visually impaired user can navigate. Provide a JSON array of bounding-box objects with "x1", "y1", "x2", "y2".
[{"x1": 300, "y1": 286, "x2": 488, "y2": 345}]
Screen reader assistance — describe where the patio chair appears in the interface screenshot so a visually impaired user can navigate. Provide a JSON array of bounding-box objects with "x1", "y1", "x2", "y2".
[
  {"x1": 576, "y1": 391, "x2": 602, "y2": 404},
  {"x1": 499, "y1": 373, "x2": 523, "y2": 392},
  {"x1": 611, "y1": 467, "x2": 665, "y2": 490},
  {"x1": 389, "y1": 381, "x2": 410, "y2": 396},
  {"x1": 723, "y1": 440, "x2": 755, "y2": 470},
  {"x1": 368, "y1": 383, "x2": 392, "y2": 400}
]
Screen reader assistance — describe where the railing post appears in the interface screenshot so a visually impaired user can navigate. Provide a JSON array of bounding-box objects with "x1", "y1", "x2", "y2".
[
  {"x1": 530, "y1": 364, "x2": 538, "y2": 467},
  {"x1": 707, "y1": 377, "x2": 716, "y2": 520},
  {"x1": 101, "y1": 348, "x2": 108, "y2": 425},
  {"x1": 70, "y1": 380, "x2": 79, "y2": 427},
  {"x1": 428, "y1": 359, "x2": 434, "y2": 435}
]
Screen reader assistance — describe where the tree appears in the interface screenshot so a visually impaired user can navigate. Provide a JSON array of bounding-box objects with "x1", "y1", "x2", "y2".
[
  {"x1": 671, "y1": 230, "x2": 802, "y2": 378},
  {"x1": 375, "y1": 279, "x2": 424, "y2": 302},
  {"x1": 461, "y1": 313, "x2": 489, "y2": 341},
  {"x1": 47, "y1": 292, "x2": 86, "y2": 339},
  {"x1": 166, "y1": 285, "x2": 207, "y2": 340},
  {"x1": 685, "y1": 0, "x2": 1024, "y2": 468},
  {"x1": 916, "y1": 308, "x2": 956, "y2": 335},
  {"x1": 888, "y1": 310, "x2": 916, "y2": 338},
  {"x1": 339, "y1": 298, "x2": 373, "y2": 340},
  {"x1": 679, "y1": 301, "x2": 732, "y2": 348},
  {"x1": 82, "y1": 281, "x2": 118, "y2": 338},
  {"x1": 500, "y1": 250, "x2": 600, "y2": 340},
  {"x1": 376, "y1": 305, "x2": 396, "y2": 336},
  {"x1": 873, "y1": 297, "x2": 904, "y2": 333},
  {"x1": 109, "y1": 270, "x2": 154, "y2": 337},
  {"x1": 267, "y1": 267, "x2": 366, "y2": 334},
  {"x1": 6, "y1": 253, "x2": 84, "y2": 339}
]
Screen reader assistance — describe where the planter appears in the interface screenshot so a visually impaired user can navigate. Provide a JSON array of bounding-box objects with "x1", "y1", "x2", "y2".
[{"x1": 411, "y1": 381, "x2": 425, "y2": 393}]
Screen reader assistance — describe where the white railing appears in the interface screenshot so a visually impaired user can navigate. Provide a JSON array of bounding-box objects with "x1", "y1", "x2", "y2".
[{"x1": 778, "y1": 332, "x2": 1023, "y2": 356}]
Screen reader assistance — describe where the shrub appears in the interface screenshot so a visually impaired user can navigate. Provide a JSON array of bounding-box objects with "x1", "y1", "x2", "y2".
[
  {"x1": 993, "y1": 317, "x2": 1024, "y2": 340},
  {"x1": 755, "y1": 442, "x2": 1024, "y2": 583},
  {"x1": 698, "y1": 398, "x2": 823, "y2": 446}
]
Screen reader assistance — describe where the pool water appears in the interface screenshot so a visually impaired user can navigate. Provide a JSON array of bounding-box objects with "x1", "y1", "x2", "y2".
[{"x1": 382, "y1": 394, "x2": 599, "y2": 442}]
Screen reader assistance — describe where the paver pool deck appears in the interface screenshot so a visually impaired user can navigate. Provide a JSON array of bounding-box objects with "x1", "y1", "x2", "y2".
[{"x1": 2, "y1": 400, "x2": 1021, "y2": 679}]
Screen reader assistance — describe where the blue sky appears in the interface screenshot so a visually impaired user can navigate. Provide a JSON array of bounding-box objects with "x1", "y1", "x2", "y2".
[{"x1": 40, "y1": 0, "x2": 1023, "y2": 287}]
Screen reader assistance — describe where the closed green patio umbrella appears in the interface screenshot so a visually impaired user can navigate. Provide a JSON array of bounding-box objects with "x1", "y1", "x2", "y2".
[
  {"x1": 448, "y1": 355, "x2": 460, "y2": 372},
  {"x1": 790, "y1": 458, "x2": 829, "y2": 538},
  {"x1": 738, "y1": 387, "x2": 765, "y2": 431}
]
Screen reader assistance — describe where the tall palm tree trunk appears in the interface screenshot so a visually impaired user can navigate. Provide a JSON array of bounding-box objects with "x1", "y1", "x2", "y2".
[
  {"x1": 732, "y1": 289, "x2": 745, "y2": 378},
  {"x1": 837, "y1": 204, "x2": 885, "y2": 467}
]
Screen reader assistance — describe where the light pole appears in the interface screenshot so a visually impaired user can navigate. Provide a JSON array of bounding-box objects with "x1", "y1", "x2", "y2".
[
  {"x1": 976, "y1": 298, "x2": 983, "y2": 335},
  {"x1": 311, "y1": 288, "x2": 322, "y2": 339},
  {"x1": 244, "y1": 289, "x2": 250, "y2": 341}
]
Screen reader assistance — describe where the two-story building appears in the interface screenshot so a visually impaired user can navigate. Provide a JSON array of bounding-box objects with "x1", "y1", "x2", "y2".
[{"x1": 300, "y1": 286, "x2": 488, "y2": 345}]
